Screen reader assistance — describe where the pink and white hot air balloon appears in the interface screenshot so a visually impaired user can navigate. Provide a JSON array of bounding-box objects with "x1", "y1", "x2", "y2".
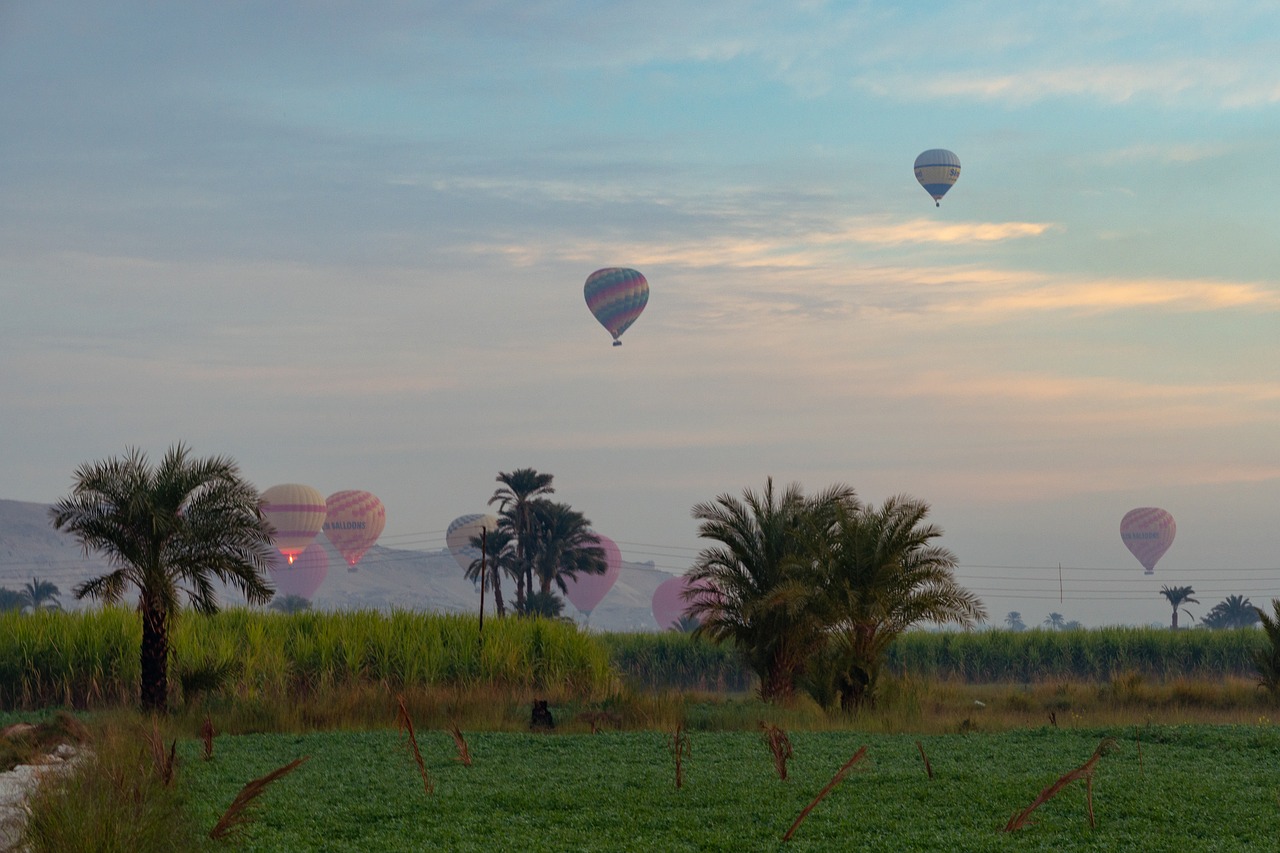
[
  {"x1": 651, "y1": 575, "x2": 720, "y2": 631},
  {"x1": 323, "y1": 490, "x2": 386, "y2": 572},
  {"x1": 1120, "y1": 507, "x2": 1176, "y2": 575},
  {"x1": 564, "y1": 533, "x2": 621, "y2": 621},
  {"x1": 268, "y1": 542, "x2": 329, "y2": 601},
  {"x1": 261, "y1": 483, "x2": 327, "y2": 564}
]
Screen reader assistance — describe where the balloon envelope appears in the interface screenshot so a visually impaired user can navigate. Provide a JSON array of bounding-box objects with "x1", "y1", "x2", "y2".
[
  {"x1": 914, "y1": 149, "x2": 961, "y2": 206},
  {"x1": 323, "y1": 490, "x2": 386, "y2": 570},
  {"x1": 268, "y1": 542, "x2": 329, "y2": 600},
  {"x1": 261, "y1": 483, "x2": 327, "y2": 563},
  {"x1": 564, "y1": 533, "x2": 621, "y2": 616},
  {"x1": 1120, "y1": 507, "x2": 1176, "y2": 574},
  {"x1": 584, "y1": 268, "x2": 649, "y2": 346},
  {"x1": 446, "y1": 514, "x2": 498, "y2": 574},
  {"x1": 651, "y1": 576, "x2": 719, "y2": 631}
]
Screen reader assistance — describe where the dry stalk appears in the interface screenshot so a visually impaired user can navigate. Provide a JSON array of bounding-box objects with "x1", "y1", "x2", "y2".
[
  {"x1": 208, "y1": 756, "x2": 309, "y2": 840},
  {"x1": 782, "y1": 745, "x2": 868, "y2": 842},
  {"x1": 145, "y1": 721, "x2": 176, "y2": 786},
  {"x1": 915, "y1": 740, "x2": 934, "y2": 780},
  {"x1": 1003, "y1": 737, "x2": 1118, "y2": 832},
  {"x1": 448, "y1": 724, "x2": 472, "y2": 766},
  {"x1": 396, "y1": 695, "x2": 433, "y2": 795},
  {"x1": 666, "y1": 724, "x2": 691, "y2": 789},
  {"x1": 201, "y1": 715, "x2": 215, "y2": 761},
  {"x1": 760, "y1": 723, "x2": 793, "y2": 780}
]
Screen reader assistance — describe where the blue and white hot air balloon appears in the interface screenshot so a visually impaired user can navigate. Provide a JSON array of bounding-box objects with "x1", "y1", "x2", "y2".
[{"x1": 914, "y1": 149, "x2": 961, "y2": 207}]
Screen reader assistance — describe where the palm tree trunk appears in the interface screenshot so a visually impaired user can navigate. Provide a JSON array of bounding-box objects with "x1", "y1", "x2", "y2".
[
  {"x1": 491, "y1": 567, "x2": 506, "y2": 617},
  {"x1": 140, "y1": 598, "x2": 169, "y2": 712}
]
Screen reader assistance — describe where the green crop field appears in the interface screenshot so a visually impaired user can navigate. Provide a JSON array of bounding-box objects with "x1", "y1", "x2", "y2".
[{"x1": 179, "y1": 725, "x2": 1280, "y2": 851}]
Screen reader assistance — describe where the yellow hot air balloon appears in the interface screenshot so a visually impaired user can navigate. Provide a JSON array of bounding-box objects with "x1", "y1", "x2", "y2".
[{"x1": 261, "y1": 483, "x2": 327, "y2": 564}]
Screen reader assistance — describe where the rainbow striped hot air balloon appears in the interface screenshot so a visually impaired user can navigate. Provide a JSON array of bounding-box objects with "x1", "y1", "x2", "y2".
[
  {"x1": 1120, "y1": 507, "x2": 1176, "y2": 575},
  {"x1": 914, "y1": 149, "x2": 961, "y2": 207},
  {"x1": 323, "y1": 490, "x2": 386, "y2": 572},
  {"x1": 584, "y1": 267, "x2": 649, "y2": 346},
  {"x1": 261, "y1": 483, "x2": 327, "y2": 564}
]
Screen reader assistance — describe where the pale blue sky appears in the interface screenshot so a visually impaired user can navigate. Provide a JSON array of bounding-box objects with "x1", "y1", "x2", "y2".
[{"x1": 3, "y1": 1, "x2": 1278, "y2": 626}]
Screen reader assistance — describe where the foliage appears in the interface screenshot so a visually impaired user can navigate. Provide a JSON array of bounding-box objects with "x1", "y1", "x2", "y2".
[
  {"x1": 1255, "y1": 599, "x2": 1280, "y2": 693},
  {"x1": 488, "y1": 467, "x2": 555, "y2": 614},
  {"x1": 268, "y1": 594, "x2": 313, "y2": 614},
  {"x1": 805, "y1": 495, "x2": 985, "y2": 710},
  {"x1": 0, "y1": 587, "x2": 25, "y2": 612},
  {"x1": 1159, "y1": 585, "x2": 1199, "y2": 630},
  {"x1": 1004, "y1": 612, "x2": 1026, "y2": 631},
  {"x1": 48, "y1": 444, "x2": 274, "y2": 711},
  {"x1": 1200, "y1": 595, "x2": 1261, "y2": 630},
  {"x1": 600, "y1": 631, "x2": 755, "y2": 692},
  {"x1": 686, "y1": 478, "x2": 854, "y2": 701}
]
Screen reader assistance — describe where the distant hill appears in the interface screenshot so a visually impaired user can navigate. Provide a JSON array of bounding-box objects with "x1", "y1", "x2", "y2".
[{"x1": 0, "y1": 499, "x2": 677, "y2": 632}]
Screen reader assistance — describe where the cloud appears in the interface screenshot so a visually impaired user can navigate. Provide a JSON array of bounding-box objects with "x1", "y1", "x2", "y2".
[{"x1": 839, "y1": 219, "x2": 1056, "y2": 245}]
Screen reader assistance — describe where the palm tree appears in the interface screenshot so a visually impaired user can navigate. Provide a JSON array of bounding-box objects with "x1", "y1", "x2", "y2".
[
  {"x1": 812, "y1": 495, "x2": 986, "y2": 711},
  {"x1": 685, "y1": 478, "x2": 855, "y2": 702},
  {"x1": 20, "y1": 577, "x2": 62, "y2": 612},
  {"x1": 1004, "y1": 611, "x2": 1026, "y2": 631},
  {"x1": 1200, "y1": 595, "x2": 1261, "y2": 629},
  {"x1": 1159, "y1": 585, "x2": 1198, "y2": 630},
  {"x1": 269, "y1": 594, "x2": 312, "y2": 614},
  {"x1": 1043, "y1": 612, "x2": 1065, "y2": 630},
  {"x1": 466, "y1": 527, "x2": 514, "y2": 618},
  {"x1": 526, "y1": 499, "x2": 606, "y2": 597},
  {"x1": 488, "y1": 468, "x2": 555, "y2": 614},
  {"x1": 0, "y1": 587, "x2": 24, "y2": 612},
  {"x1": 1254, "y1": 599, "x2": 1280, "y2": 693},
  {"x1": 49, "y1": 445, "x2": 274, "y2": 712}
]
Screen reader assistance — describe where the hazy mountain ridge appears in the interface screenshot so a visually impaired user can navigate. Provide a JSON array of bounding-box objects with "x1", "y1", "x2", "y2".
[{"x1": 0, "y1": 499, "x2": 676, "y2": 631}]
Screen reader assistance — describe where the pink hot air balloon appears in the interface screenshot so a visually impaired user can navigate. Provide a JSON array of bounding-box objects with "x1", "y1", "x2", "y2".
[
  {"x1": 261, "y1": 483, "x2": 328, "y2": 564},
  {"x1": 268, "y1": 542, "x2": 329, "y2": 601},
  {"x1": 564, "y1": 533, "x2": 621, "y2": 619},
  {"x1": 323, "y1": 490, "x2": 386, "y2": 572},
  {"x1": 651, "y1": 576, "x2": 720, "y2": 631},
  {"x1": 1120, "y1": 507, "x2": 1176, "y2": 575}
]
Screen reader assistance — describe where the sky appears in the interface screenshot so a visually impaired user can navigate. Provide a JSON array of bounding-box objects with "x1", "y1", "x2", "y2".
[{"x1": 2, "y1": 1, "x2": 1278, "y2": 628}]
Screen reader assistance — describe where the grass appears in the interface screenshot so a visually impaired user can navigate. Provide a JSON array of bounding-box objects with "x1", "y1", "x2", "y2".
[{"x1": 174, "y1": 725, "x2": 1280, "y2": 851}]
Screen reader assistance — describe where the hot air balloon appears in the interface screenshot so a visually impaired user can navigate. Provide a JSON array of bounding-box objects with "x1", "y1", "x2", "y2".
[
  {"x1": 564, "y1": 533, "x2": 621, "y2": 622},
  {"x1": 447, "y1": 514, "x2": 498, "y2": 574},
  {"x1": 323, "y1": 490, "x2": 386, "y2": 572},
  {"x1": 651, "y1": 576, "x2": 720, "y2": 631},
  {"x1": 914, "y1": 149, "x2": 961, "y2": 207},
  {"x1": 584, "y1": 267, "x2": 648, "y2": 346},
  {"x1": 267, "y1": 541, "x2": 329, "y2": 601},
  {"x1": 1120, "y1": 507, "x2": 1176, "y2": 575},
  {"x1": 261, "y1": 483, "x2": 327, "y2": 564}
]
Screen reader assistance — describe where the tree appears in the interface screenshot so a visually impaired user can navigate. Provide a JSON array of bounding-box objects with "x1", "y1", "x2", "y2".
[
  {"x1": 269, "y1": 594, "x2": 312, "y2": 614},
  {"x1": 488, "y1": 468, "x2": 555, "y2": 614},
  {"x1": 20, "y1": 577, "x2": 62, "y2": 612},
  {"x1": 526, "y1": 499, "x2": 606, "y2": 597},
  {"x1": 49, "y1": 445, "x2": 274, "y2": 712},
  {"x1": 1200, "y1": 595, "x2": 1261, "y2": 629},
  {"x1": 1043, "y1": 612, "x2": 1065, "y2": 630},
  {"x1": 524, "y1": 589, "x2": 566, "y2": 619},
  {"x1": 1159, "y1": 585, "x2": 1198, "y2": 630},
  {"x1": 811, "y1": 495, "x2": 986, "y2": 711},
  {"x1": 0, "y1": 587, "x2": 25, "y2": 612},
  {"x1": 1254, "y1": 599, "x2": 1280, "y2": 694},
  {"x1": 466, "y1": 527, "x2": 514, "y2": 618},
  {"x1": 1004, "y1": 611, "x2": 1026, "y2": 631},
  {"x1": 685, "y1": 478, "x2": 855, "y2": 702}
]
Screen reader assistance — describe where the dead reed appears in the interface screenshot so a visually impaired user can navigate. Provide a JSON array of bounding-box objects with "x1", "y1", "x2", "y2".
[
  {"x1": 144, "y1": 722, "x2": 176, "y2": 787},
  {"x1": 666, "y1": 724, "x2": 691, "y2": 789},
  {"x1": 396, "y1": 695, "x2": 433, "y2": 795},
  {"x1": 208, "y1": 756, "x2": 310, "y2": 840},
  {"x1": 915, "y1": 740, "x2": 933, "y2": 780},
  {"x1": 1003, "y1": 737, "x2": 1118, "y2": 832},
  {"x1": 782, "y1": 745, "x2": 869, "y2": 842},
  {"x1": 449, "y1": 724, "x2": 472, "y2": 766},
  {"x1": 200, "y1": 715, "x2": 214, "y2": 761},
  {"x1": 759, "y1": 722, "x2": 793, "y2": 780}
]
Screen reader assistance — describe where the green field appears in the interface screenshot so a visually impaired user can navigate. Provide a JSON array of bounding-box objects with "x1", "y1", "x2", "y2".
[{"x1": 179, "y1": 725, "x2": 1280, "y2": 851}]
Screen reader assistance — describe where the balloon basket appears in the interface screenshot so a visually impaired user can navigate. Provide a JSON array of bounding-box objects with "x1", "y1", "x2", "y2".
[{"x1": 612, "y1": 340, "x2": 622, "y2": 347}]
